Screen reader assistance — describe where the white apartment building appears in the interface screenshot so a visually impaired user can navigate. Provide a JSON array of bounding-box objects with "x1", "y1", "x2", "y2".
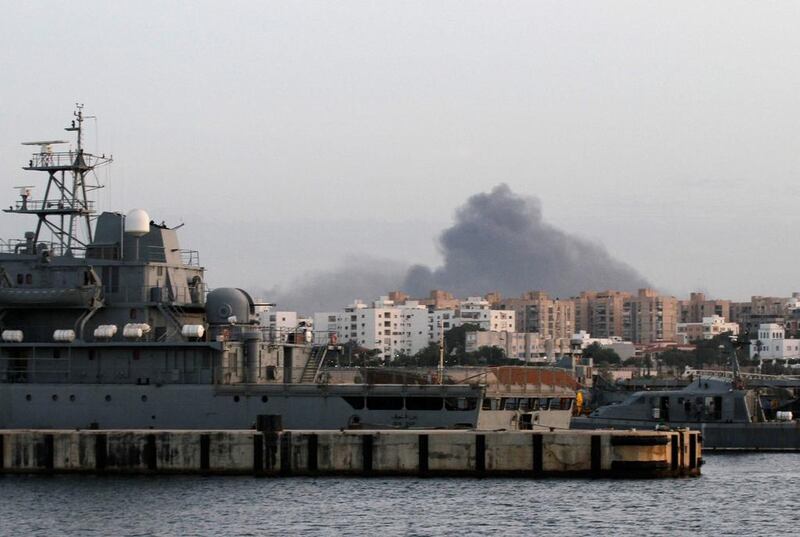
[
  {"x1": 750, "y1": 323, "x2": 800, "y2": 362},
  {"x1": 676, "y1": 315, "x2": 739, "y2": 344},
  {"x1": 570, "y1": 330, "x2": 636, "y2": 360},
  {"x1": 312, "y1": 298, "x2": 429, "y2": 360},
  {"x1": 255, "y1": 307, "x2": 302, "y2": 342},
  {"x1": 464, "y1": 331, "x2": 573, "y2": 361},
  {"x1": 314, "y1": 296, "x2": 516, "y2": 361},
  {"x1": 429, "y1": 297, "x2": 515, "y2": 343}
]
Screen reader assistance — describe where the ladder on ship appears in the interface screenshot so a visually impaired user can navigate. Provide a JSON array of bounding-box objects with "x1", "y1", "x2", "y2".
[
  {"x1": 157, "y1": 303, "x2": 186, "y2": 341},
  {"x1": 300, "y1": 345, "x2": 328, "y2": 383}
]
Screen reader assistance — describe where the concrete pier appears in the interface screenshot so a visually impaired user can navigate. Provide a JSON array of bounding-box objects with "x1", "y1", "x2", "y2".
[{"x1": 0, "y1": 429, "x2": 701, "y2": 478}]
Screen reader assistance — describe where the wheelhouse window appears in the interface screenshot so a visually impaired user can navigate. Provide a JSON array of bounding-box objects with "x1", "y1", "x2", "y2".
[
  {"x1": 445, "y1": 397, "x2": 478, "y2": 411},
  {"x1": 366, "y1": 396, "x2": 403, "y2": 410},
  {"x1": 406, "y1": 397, "x2": 443, "y2": 411},
  {"x1": 342, "y1": 396, "x2": 365, "y2": 409}
]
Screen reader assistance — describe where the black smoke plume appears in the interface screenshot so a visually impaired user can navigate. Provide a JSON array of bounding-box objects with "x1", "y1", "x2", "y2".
[
  {"x1": 401, "y1": 184, "x2": 649, "y2": 298},
  {"x1": 268, "y1": 184, "x2": 650, "y2": 312},
  {"x1": 262, "y1": 256, "x2": 408, "y2": 314}
]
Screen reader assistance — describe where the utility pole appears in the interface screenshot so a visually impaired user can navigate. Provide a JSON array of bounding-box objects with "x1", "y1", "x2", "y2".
[{"x1": 438, "y1": 317, "x2": 445, "y2": 385}]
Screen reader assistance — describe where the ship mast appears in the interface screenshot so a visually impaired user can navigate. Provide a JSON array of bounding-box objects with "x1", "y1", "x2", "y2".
[{"x1": 4, "y1": 105, "x2": 112, "y2": 256}]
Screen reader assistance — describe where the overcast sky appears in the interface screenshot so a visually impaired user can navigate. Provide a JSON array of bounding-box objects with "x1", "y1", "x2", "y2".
[{"x1": 2, "y1": 1, "x2": 799, "y2": 305}]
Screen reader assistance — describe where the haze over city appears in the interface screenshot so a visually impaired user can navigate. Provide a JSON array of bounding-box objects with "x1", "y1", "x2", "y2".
[{"x1": 2, "y1": 2, "x2": 800, "y2": 311}]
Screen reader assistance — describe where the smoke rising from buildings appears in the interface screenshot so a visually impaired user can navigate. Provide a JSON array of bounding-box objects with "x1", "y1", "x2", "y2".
[
  {"x1": 401, "y1": 184, "x2": 650, "y2": 299},
  {"x1": 264, "y1": 257, "x2": 409, "y2": 315},
  {"x1": 269, "y1": 184, "x2": 650, "y2": 313}
]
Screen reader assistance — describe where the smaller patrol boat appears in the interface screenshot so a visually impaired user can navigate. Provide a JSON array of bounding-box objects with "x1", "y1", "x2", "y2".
[{"x1": 572, "y1": 337, "x2": 800, "y2": 450}]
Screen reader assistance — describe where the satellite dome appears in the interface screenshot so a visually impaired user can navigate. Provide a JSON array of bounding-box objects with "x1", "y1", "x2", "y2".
[{"x1": 125, "y1": 209, "x2": 150, "y2": 237}]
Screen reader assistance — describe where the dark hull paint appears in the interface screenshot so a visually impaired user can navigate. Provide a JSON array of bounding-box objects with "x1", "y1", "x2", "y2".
[
  {"x1": 571, "y1": 416, "x2": 800, "y2": 450},
  {"x1": 0, "y1": 384, "x2": 482, "y2": 430}
]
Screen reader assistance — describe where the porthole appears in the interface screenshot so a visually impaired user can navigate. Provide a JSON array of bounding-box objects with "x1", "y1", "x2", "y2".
[
  {"x1": 141, "y1": 395, "x2": 148, "y2": 402},
  {"x1": 69, "y1": 395, "x2": 76, "y2": 402},
  {"x1": 261, "y1": 395, "x2": 268, "y2": 403},
  {"x1": 25, "y1": 394, "x2": 31, "y2": 401},
  {"x1": 105, "y1": 394, "x2": 112, "y2": 402},
  {"x1": 51, "y1": 394, "x2": 58, "y2": 401},
  {"x1": 233, "y1": 395, "x2": 240, "y2": 403}
]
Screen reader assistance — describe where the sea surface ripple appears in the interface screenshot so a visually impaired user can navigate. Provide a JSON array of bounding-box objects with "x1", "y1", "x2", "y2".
[{"x1": 0, "y1": 453, "x2": 795, "y2": 536}]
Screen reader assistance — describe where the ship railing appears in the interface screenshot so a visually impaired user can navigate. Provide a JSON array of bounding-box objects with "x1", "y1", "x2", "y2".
[
  {"x1": 0, "y1": 323, "x2": 191, "y2": 344},
  {"x1": 9, "y1": 199, "x2": 95, "y2": 213},
  {"x1": 0, "y1": 238, "x2": 86, "y2": 257},
  {"x1": 214, "y1": 365, "x2": 319, "y2": 385},
  {"x1": 180, "y1": 250, "x2": 200, "y2": 267},
  {"x1": 25, "y1": 151, "x2": 109, "y2": 170},
  {"x1": 684, "y1": 368, "x2": 800, "y2": 380},
  {"x1": 0, "y1": 354, "x2": 71, "y2": 383},
  {"x1": 216, "y1": 325, "x2": 314, "y2": 346},
  {"x1": 140, "y1": 246, "x2": 201, "y2": 267},
  {"x1": 0, "y1": 361, "x2": 213, "y2": 385},
  {"x1": 108, "y1": 284, "x2": 206, "y2": 306}
]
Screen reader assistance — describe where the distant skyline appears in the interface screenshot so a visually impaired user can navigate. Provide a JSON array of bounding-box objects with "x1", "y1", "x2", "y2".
[{"x1": 2, "y1": 2, "x2": 800, "y2": 305}]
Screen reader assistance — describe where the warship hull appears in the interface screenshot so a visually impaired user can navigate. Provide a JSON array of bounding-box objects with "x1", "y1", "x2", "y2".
[
  {"x1": 571, "y1": 416, "x2": 800, "y2": 451},
  {"x1": 0, "y1": 383, "x2": 487, "y2": 430}
]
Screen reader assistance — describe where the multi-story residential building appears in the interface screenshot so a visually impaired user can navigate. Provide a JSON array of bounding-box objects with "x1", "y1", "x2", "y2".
[
  {"x1": 750, "y1": 323, "x2": 800, "y2": 362},
  {"x1": 261, "y1": 310, "x2": 299, "y2": 342},
  {"x1": 429, "y1": 298, "x2": 515, "y2": 343},
  {"x1": 315, "y1": 296, "x2": 514, "y2": 360},
  {"x1": 622, "y1": 288, "x2": 678, "y2": 344},
  {"x1": 676, "y1": 315, "x2": 739, "y2": 344},
  {"x1": 414, "y1": 289, "x2": 461, "y2": 310},
  {"x1": 783, "y1": 309, "x2": 800, "y2": 338},
  {"x1": 572, "y1": 290, "x2": 630, "y2": 338},
  {"x1": 312, "y1": 298, "x2": 430, "y2": 360},
  {"x1": 498, "y1": 291, "x2": 574, "y2": 339},
  {"x1": 386, "y1": 289, "x2": 462, "y2": 310},
  {"x1": 569, "y1": 330, "x2": 636, "y2": 360},
  {"x1": 460, "y1": 296, "x2": 515, "y2": 331},
  {"x1": 484, "y1": 291, "x2": 503, "y2": 307},
  {"x1": 464, "y1": 331, "x2": 573, "y2": 361},
  {"x1": 730, "y1": 294, "x2": 800, "y2": 336},
  {"x1": 678, "y1": 292, "x2": 731, "y2": 323}
]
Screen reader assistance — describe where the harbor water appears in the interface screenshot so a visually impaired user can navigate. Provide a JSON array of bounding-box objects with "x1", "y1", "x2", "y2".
[{"x1": 0, "y1": 453, "x2": 795, "y2": 536}]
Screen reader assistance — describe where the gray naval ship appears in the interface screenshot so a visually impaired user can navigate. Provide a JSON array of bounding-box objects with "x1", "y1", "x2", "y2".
[
  {"x1": 573, "y1": 338, "x2": 800, "y2": 450},
  {"x1": 0, "y1": 108, "x2": 575, "y2": 431}
]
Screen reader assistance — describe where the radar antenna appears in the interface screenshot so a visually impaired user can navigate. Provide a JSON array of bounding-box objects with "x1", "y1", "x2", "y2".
[{"x1": 5, "y1": 105, "x2": 112, "y2": 256}]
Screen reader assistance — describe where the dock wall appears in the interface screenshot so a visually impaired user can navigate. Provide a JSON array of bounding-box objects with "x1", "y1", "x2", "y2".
[{"x1": 0, "y1": 429, "x2": 701, "y2": 478}]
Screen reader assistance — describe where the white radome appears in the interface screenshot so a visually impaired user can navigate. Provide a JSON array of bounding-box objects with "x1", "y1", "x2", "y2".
[{"x1": 125, "y1": 209, "x2": 150, "y2": 237}]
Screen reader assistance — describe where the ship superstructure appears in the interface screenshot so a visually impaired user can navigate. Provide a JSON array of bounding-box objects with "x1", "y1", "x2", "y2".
[{"x1": 0, "y1": 109, "x2": 573, "y2": 431}]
